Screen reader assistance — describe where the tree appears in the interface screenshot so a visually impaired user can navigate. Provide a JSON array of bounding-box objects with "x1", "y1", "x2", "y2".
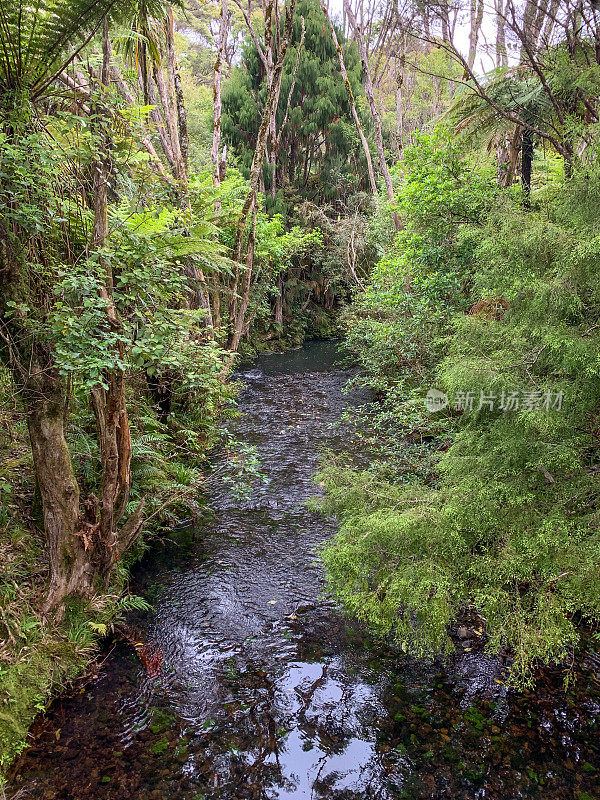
[
  {"x1": 0, "y1": 0, "x2": 136, "y2": 611},
  {"x1": 0, "y1": 0, "x2": 229, "y2": 611},
  {"x1": 320, "y1": 0, "x2": 378, "y2": 196},
  {"x1": 226, "y1": 0, "x2": 298, "y2": 352},
  {"x1": 211, "y1": 0, "x2": 230, "y2": 198},
  {"x1": 89, "y1": 19, "x2": 144, "y2": 588},
  {"x1": 222, "y1": 0, "x2": 371, "y2": 205},
  {"x1": 343, "y1": 0, "x2": 400, "y2": 227}
]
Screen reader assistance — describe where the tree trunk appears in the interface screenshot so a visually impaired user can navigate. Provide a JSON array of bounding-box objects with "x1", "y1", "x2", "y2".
[
  {"x1": 109, "y1": 64, "x2": 174, "y2": 184},
  {"x1": 494, "y1": 0, "x2": 508, "y2": 67},
  {"x1": 274, "y1": 273, "x2": 284, "y2": 327},
  {"x1": 153, "y1": 62, "x2": 186, "y2": 182},
  {"x1": 167, "y1": 7, "x2": 188, "y2": 172},
  {"x1": 0, "y1": 241, "x2": 88, "y2": 613},
  {"x1": 521, "y1": 127, "x2": 533, "y2": 205},
  {"x1": 144, "y1": 67, "x2": 175, "y2": 169},
  {"x1": 395, "y1": 67, "x2": 404, "y2": 157},
  {"x1": 228, "y1": 203, "x2": 258, "y2": 353},
  {"x1": 211, "y1": 284, "x2": 222, "y2": 332},
  {"x1": 468, "y1": 0, "x2": 484, "y2": 69},
  {"x1": 212, "y1": 0, "x2": 228, "y2": 209},
  {"x1": 90, "y1": 20, "x2": 141, "y2": 581},
  {"x1": 540, "y1": 0, "x2": 560, "y2": 46},
  {"x1": 269, "y1": 128, "x2": 277, "y2": 198},
  {"x1": 28, "y1": 377, "x2": 91, "y2": 613},
  {"x1": 497, "y1": 124, "x2": 521, "y2": 187},
  {"x1": 320, "y1": 0, "x2": 378, "y2": 197},
  {"x1": 227, "y1": 0, "x2": 297, "y2": 350},
  {"x1": 441, "y1": 0, "x2": 449, "y2": 43},
  {"x1": 344, "y1": 0, "x2": 399, "y2": 228},
  {"x1": 90, "y1": 376, "x2": 132, "y2": 579}
]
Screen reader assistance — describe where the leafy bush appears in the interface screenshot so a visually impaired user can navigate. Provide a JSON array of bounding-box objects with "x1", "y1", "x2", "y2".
[{"x1": 321, "y1": 133, "x2": 600, "y2": 684}]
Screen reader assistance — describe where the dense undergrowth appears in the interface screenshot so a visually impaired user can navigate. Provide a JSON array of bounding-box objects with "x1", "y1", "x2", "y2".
[
  {"x1": 320, "y1": 129, "x2": 600, "y2": 686},
  {"x1": 0, "y1": 0, "x2": 380, "y2": 771}
]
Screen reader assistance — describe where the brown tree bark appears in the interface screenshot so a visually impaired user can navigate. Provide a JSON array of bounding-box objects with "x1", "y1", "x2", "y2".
[
  {"x1": 274, "y1": 273, "x2": 284, "y2": 327},
  {"x1": 28, "y1": 371, "x2": 92, "y2": 613},
  {"x1": 228, "y1": 204, "x2": 258, "y2": 352},
  {"x1": 90, "y1": 19, "x2": 142, "y2": 583},
  {"x1": 0, "y1": 215, "x2": 89, "y2": 613},
  {"x1": 320, "y1": 0, "x2": 378, "y2": 196},
  {"x1": 497, "y1": 125, "x2": 521, "y2": 186},
  {"x1": 226, "y1": 0, "x2": 297, "y2": 351},
  {"x1": 344, "y1": 0, "x2": 399, "y2": 227}
]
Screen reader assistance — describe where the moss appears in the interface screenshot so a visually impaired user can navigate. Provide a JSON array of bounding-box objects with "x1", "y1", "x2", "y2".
[
  {"x1": 0, "y1": 531, "x2": 132, "y2": 779},
  {"x1": 150, "y1": 738, "x2": 169, "y2": 755},
  {"x1": 0, "y1": 647, "x2": 86, "y2": 775},
  {"x1": 149, "y1": 707, "x2": 176, "y2": 734}
]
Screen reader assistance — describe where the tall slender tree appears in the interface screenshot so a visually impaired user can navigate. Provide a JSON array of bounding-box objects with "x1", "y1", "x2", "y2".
[
  {"x1": 227, "y1": 0, "x2": 298, "y2": 352},
  {"x1": 320, "y1": 0, "x2": 378, "y2": 196},
  {"x1": 343, "y1": 0, "x2": 399, "y2": 227}
]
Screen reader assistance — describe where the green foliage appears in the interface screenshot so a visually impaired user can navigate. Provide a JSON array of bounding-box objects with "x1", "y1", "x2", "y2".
[
  {"x1": 222, "y1": 0, "x2": 371, "y2": 208},
  {"x1": 0, "y1": 27, "x2": 248, "y2": 775},
  {"x1": 344, "y1": 128, "x2": 495, "y2": 389},
  {"x1": 321, "y1": 131, "x2": 600, "y2": 685},
  {"x1": 0, "y1": 0, "x2": 131, "y2": 102}
]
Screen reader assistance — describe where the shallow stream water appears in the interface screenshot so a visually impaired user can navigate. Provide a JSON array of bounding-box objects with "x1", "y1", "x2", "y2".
[{"x1": 8, "y1": 341, "x2": 600, "y2": 799}]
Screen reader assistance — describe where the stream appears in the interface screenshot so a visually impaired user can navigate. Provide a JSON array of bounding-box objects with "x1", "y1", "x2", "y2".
[{"x1": 8, "y1": 340, "x2": 600, "y2": 800}]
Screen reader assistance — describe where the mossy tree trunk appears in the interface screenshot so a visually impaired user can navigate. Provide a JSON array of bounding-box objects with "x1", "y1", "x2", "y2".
[{"x1": 27, "y1": 367, "x2": 91, "y2": 613}]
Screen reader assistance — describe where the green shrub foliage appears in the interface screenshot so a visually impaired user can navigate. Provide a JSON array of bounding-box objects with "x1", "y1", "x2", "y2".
[{"x1": 321, "y1": 129, "x2": 600, "y2": 684}]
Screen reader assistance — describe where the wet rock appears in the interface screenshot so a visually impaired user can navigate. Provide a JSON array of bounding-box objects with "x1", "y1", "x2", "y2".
[{"x1": 295, "y1": 603, "x2": 316, "y2": 614}]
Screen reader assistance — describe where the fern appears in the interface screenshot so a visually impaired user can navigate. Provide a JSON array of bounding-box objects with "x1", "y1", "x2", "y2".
[{"x1": 0, "y1": 0, "x2": 132, "y2": 101}]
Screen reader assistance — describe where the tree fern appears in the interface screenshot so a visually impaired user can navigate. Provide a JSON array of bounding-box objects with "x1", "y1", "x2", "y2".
[
  {"x1": 0, "y1": 0, "x2": 132, "y2": 102},
  {"x1": 453, "y1": 70, "x2": 551, "y2": 139}
]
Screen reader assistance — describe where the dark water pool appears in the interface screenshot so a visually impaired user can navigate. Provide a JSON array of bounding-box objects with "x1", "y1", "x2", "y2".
[{"x1": 8, "y1": 341, "x2": 600, "y2": 799}]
